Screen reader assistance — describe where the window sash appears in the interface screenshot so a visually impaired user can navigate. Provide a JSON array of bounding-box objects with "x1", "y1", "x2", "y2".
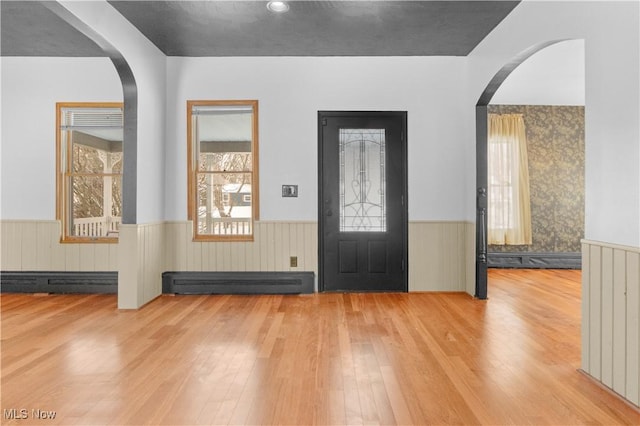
[
  {"x1": 187, "y1": 100, "x2": 259, "y2": 241},
  {"x1": 57, "y1": 103, "x2": 123, "y2": 243}
]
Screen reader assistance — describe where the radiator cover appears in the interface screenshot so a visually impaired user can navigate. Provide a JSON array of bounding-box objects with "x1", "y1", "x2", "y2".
[
  {"x1": 488, "y1": 252, "x2": 581, "y2": 269},
  {"x1": 0, "y1": 271, "x2": 117, "y2": 293},
  {"x1": 162, "y1": 271, "x2": 315, "y2": 294}
]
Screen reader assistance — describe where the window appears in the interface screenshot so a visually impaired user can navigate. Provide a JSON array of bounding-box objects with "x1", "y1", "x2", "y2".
[
  {"x1": 57, "y1": 103, "x2": 123, "y2": 242},
  {"x1": 487, "y1": 113, "x2": 532, "y2": 245},
  {"x1": 187, "y1": 100, "x2": 259, "y2": 241}
]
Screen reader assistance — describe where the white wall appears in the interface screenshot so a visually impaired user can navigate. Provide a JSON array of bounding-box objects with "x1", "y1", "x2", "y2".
[
  {"x1": 469, "y1": 0, "x2": 640, "y2": 248},
  {"x1": 166, "y1": 56, "x2": 470, "y2": 223},
  {"x1": 491, "y1": 39, "x2": 585, "y2": 106},
  {"x1": 0, "y1": 57, "x2": 122, "y2": 220}
]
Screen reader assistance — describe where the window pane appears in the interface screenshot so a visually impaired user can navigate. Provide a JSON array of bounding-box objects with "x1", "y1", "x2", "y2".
[
  {"x1": 72, "y1": 143, "x2": 106, "y2": 174},
  {"x1": 70, "y1": 175, "x2": 104, "y2": 237},
  {"x1": 111, "y1": 155, "x2": 123, "y2": 174},
  {"x1": 70, "y1": 175, "x2": 121, "y2": 238},
  {"x1": 196, "y1": 109, "x2": 253, "y2": 172},
  {"x1": 488, "y1": 136, "x2": 516, "y2": 230},
  {"x1": 71, "y1": 175, "x2": 103, "y2": 219},
  {"x1": 339, "y1": 128, "x2": 386, "y2": 232},
  {"x1": 196, "y1": 172, "x2": 252, "y2": 236},
  {"x1": 199, "y1": 152, "x2": 252, "y2": 172},
  {"x1": 71, "y1": 130, "x2": 123, "y2": 174},
  {"x1": 112, "y1": 177, "x2": 122, "y2": 218}
]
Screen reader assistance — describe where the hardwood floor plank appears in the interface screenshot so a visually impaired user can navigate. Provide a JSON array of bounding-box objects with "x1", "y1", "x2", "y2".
[{"x1": 2, "y1": 270, "x2": 639, "y2": 425}]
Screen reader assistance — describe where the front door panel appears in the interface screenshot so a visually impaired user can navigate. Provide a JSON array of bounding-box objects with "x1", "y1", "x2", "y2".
[{"x1": 319, "y1": 112, "x2": 407, "y2": 292}]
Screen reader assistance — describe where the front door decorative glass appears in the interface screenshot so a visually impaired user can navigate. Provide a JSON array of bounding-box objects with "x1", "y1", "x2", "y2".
[{"x1": 339, "y1": 128, "x2": 386, "y2": 232}]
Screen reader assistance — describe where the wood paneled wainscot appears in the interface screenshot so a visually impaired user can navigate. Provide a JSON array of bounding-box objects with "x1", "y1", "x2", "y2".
[
  {"x1": 2, "y1": 220, "x2": 477, "y2": 300},
  {"x1": 582, "y1": 239, "x2": 640, "y2": 407},
  {"x1": 0, "y1": 220, "x2": 119, "y2": 271},
  {"x1": 118, "y1": 223, "x2": 165, "y2": 309},
  {"x1": 164, "y1": 221, "x2": 319, "y2": 274},
  {"x1": 409, "y1": 221, "x2": 475, "y2": 293},
  {"x1": 164, "y1": 221, "x2": 475, "y2": 294}
]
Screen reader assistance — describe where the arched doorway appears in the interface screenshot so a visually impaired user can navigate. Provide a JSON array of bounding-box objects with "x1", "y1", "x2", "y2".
[{"x1": 475, "y1": 39, "x2": 582, "y2": 299}]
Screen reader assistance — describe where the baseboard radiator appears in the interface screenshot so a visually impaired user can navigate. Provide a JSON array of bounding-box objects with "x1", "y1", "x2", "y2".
[
  {"x1": 162, "y1": 271, "x2": 315, "y2": 295},
  {"x1": 0, "y1": 271, "x2": 117, "y2": 294},
  {"x1": 488, "y1": 252, "x2": 581, "y2": 269}
]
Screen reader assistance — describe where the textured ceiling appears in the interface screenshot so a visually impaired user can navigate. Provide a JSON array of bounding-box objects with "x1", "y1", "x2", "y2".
[
  {"x1": 107, "y1": 1, "x2": 520, "y2": 56},
  {"x1": 2, "y1": 1, "x2": 520, "y2": 57},
  {"x1": 1, "y1": 1, "x2": 105, "y2": 57}
]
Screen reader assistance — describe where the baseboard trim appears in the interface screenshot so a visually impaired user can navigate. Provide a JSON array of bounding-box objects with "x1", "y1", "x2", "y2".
[
  {"x1": 488, "y1": 252, "x2": 581, "y2": 269},
  {"x1": 0, "y1": 271, "x2": 117, "y2": 293},
  {"x1": 162, "y1": 271, "x2": 315, "y2": 295}
]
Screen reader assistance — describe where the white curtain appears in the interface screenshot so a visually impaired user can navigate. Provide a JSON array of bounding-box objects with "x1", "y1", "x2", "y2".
[{"x1": 488, "y1": 113, "x2": 532, "y2": 245}]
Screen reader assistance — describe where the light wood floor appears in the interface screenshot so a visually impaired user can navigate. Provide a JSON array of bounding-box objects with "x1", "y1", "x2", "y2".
[{"x1": 1, "y1": 269, "x2": 638, "y2": 425}]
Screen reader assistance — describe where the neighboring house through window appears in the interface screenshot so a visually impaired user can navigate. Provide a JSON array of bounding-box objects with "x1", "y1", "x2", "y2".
[
  {"x1": 187, "y1": 100, "x2": 259, "y2": 241},
  {"x1": 57, "y1": 103, "x2": 124, "y2": 242}
]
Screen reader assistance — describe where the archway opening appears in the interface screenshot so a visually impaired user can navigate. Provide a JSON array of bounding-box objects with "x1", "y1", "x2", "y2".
[{"x1": 475, "y1": 39, "x2": 585, "y2": 299}]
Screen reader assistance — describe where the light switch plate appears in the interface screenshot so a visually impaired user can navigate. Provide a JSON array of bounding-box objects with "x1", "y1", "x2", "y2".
[{"x1": 282, "y1": 185, "x2": 298, "y2": 197}]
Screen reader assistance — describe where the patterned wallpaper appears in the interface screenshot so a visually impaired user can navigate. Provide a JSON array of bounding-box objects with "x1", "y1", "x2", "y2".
[{"x1": 488, "y1": 105, "x2": 585, "y2": 253}]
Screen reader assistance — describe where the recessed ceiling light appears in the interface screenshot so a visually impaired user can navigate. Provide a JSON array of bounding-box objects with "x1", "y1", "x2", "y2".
[{"x1": 267, "y1": 1, "x2": 289, "y2": 13}]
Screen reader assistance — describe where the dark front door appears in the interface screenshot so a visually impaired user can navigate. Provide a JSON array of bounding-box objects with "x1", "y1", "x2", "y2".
[{"x1": 318, "y1": 111, "x2": 407, "y2": 292}]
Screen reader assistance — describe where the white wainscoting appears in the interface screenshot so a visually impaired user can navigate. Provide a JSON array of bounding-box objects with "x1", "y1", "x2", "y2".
[
  {"x1": 164, "y1": 221, "x2": 319, "y2": 274},
  {"x1": 118, "y1": 223, "x2": 165, "y2": 309},
  {"x1": 409, "y1": 221, "x2": 475, "y2": 292},
  {"x1": 582, "y1": 239, "x2": 640, "y2": 407},
  {"x1": 165, "y1": 221, "x2": 475, "y2": 294},
  {"x1": 2, "y1": 220, "x2": 476, "y2": 298},
  {"x1": 0, "y1": 220, "x2": 119, "y2": 271}
]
